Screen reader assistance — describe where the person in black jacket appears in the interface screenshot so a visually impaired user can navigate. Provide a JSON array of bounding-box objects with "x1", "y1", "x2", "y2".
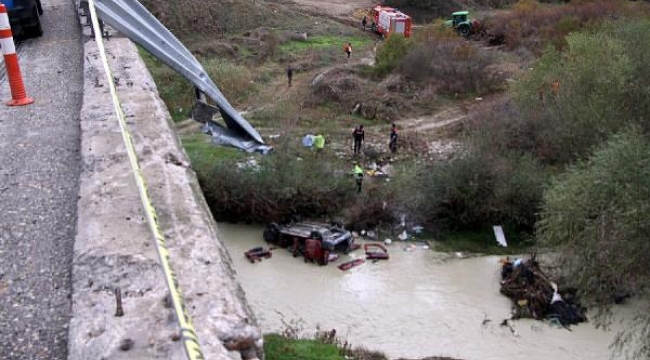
[
  {"x1": 286, "y1": 64, "x2": 293, "y2": 87},
  {"x1": 352, "y1": 125, "x2": 364, "y2": 155},
  {"x1": 389, "y1": 123, "x2": 398, "y2": 154}
]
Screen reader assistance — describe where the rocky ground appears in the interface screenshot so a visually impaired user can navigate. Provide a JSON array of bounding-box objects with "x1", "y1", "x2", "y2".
[{"x1": 0, "y1": 0, "x2": 84, "y2": 359}]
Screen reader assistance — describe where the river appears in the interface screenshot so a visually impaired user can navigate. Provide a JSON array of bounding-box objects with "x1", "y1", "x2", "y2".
[{"x1": 219, "y1": 223, "x2": 636, "y2": 360}]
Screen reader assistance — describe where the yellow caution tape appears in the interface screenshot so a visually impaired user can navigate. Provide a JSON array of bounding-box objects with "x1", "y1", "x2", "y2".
[{"x1": 86, "y1": 2, "x2": 205, "y2": 359}]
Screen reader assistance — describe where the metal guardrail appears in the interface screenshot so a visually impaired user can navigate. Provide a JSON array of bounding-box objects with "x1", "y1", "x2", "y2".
[{"x1": 89, "y1": 0, "x2": 264, "y2": 145}]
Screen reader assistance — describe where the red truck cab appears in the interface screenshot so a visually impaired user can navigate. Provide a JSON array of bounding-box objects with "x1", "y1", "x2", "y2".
[{"x1": 371, "y1": 6, "x2": 412, "y2": 38}]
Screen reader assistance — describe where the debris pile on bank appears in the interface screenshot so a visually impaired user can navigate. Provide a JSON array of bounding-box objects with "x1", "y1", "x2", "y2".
[{"x1": 499, "y1": 254, "x2": 586, "y2": 327}]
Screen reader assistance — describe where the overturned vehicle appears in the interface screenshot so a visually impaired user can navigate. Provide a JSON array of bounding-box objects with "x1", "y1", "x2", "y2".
[{"x1": 262, "y1": 221, "x2": 355, "y2": 265}]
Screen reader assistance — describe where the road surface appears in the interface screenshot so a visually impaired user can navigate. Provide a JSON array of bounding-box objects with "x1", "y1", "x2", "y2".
[{"x1": 0, "y1": 0, "x2": 83, "y2": 358}]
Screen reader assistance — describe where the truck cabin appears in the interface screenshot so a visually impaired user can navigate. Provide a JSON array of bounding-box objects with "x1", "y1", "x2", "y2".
[{"x1": 452, "y1": 11, "x2": 468, "y2": 27}]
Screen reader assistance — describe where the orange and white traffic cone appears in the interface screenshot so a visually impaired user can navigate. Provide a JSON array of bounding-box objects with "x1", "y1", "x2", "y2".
[{"x1": 0, "y1": 4, "x2": 34, "y2": 106}]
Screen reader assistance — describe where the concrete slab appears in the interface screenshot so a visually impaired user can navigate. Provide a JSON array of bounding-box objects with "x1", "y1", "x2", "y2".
[{"x1": 68, "y1": 32, "x2": 262, "y2": 360}]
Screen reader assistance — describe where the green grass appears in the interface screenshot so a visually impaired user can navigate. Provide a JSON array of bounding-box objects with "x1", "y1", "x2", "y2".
[
  {"x1": 279, "y1": 35, "x2": 373, "y2": 55},
  {"x1": 181, "y1": 134, "x2": 246, "y2": 172},
  {"x1": 264, "y1": 334, "x2": 346, "y2": 360},
  {"x1": 139, "y1": 46, "x2": 256, "y2": 122},
  {"x1": 139, "y1": 47, "x2": 194, "y2": 121},
  {"x1": 432, "y1": 230, "x2": 534, "y2": 255}
]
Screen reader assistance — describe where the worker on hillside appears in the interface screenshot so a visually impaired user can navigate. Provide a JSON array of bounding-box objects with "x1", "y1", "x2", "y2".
[
  {"x1": 344, "y1": 43, "x2": 352, "y2": 59},
  {"x1": 313, "y1": 134, "x2": 325, "y2": 152},
  {"x1": 389, "y1": 123, "x2": 398, "y2": 154},
  {"x1": 352, "y1": 162, "x2": 364, "y2": 193},
  {"x1": 362, "y1": 15, "x2": 368, "y2": 30},
  {"x1": 287, "y1": 64, "x2": 293, "y2": 87},
  {"x1": 352, "y1": 125, "x2": 364, "y2": 155}
]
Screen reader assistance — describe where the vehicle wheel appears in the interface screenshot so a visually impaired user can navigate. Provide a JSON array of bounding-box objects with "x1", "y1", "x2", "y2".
[
  {"x1": 263, "y1": 223, "x2": 280, "y2": 243},
  {"x1": 27, "y1": 8, "x2": 43, "y2": 38},
  {"x1": 458, "y1": 25, "x2": 470, "y2": 38},
  {"x1": 36, "y1": 0, "x2": 43, "y2": 15}
]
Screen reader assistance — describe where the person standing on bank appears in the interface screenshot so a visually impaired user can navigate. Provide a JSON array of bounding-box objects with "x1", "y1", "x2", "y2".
[
  {"x1": 352, "y1": 125, "x2": 365, "y2": 155},
  {"x1": 362, "y1": 15, "x2": 368, "y2": 30},
  {"x1": 353, "y1": 162, "x2": 364, "y2": 193},
  {"x1": 389, "y1": 123, "x2": 398, "y2": 154},
  {"x1": 344, "y1": 43, "x2": 352, "y2": 59},
  {"x1": 313, "y1": 134, "x2": 325, "y2": 152},
  {"x1": 287, "y1": 64, "x2": 293, "y2": 87}
]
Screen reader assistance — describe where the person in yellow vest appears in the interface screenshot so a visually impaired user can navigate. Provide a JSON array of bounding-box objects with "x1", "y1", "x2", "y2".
[
  {"x1": 313, "y1": 134, "x2": 325, "y2": 151},
  {"x1": 353, "y1": 162, "x2": 364, "y2": 193}
]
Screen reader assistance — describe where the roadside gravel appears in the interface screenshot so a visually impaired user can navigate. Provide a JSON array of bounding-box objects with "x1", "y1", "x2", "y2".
[{"x1": 0, "y1": 0, "x2": 83, "y2": 358}]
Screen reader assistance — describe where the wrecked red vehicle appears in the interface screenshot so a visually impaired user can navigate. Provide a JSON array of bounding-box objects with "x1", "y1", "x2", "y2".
[{"x1": 263, "y1": 221, "x2": 355, "y2": 265}]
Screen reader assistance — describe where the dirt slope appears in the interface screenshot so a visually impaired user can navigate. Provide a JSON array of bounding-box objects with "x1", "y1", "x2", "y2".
[{"x1": 289, "y1": 0, "x2": 375, "y2": 16}]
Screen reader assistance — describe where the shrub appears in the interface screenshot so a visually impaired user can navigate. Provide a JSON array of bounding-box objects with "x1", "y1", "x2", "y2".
[
  {"x1": 200, "y1": 147, "x2": 352, "y2": 223},
  {"x1": 374, "y1": 35, "x2": 413, "y2": 77},
  {"x1": 416, "y1": 147, "x2": 545, "y2": 234},
  {"x1": 536, "y1": 129, "x2": 650, "y2": 359},
  {"x1": 202, "y1": 58, "x2": 255, "y2": 102},
  {"x1": 610, "y1": 19, "x2": 650, "y2": 129},
  {"x1": 398, "y1": 38, "x2": 504, "y2": 95},
  {"x1": 513, "y1": 28, "x2": 635, "y2": 164},
  {"x1": 482, "y1": 0, "x2": 641, "y2": 54}
]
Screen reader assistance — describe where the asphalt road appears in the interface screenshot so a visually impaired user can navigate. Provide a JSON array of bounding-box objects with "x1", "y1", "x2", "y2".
[{"x1": 0, "y1": 0, "x2": 83, "y2": 358}]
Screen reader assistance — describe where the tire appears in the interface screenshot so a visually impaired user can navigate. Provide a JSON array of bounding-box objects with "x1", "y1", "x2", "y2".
[
  {"x1": 27, "y1": 7, "x2": 43, "y2": 38},
  {"x1": 263, "y1": 223, "x2": 280, "y2": 243},
  {"x1": 458, "y1": 25, "x2": 470, "y2": 38}
]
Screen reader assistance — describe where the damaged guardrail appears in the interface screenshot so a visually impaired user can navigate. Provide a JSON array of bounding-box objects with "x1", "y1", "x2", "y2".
[{"x1": 87, "y1": 0, "x2": 264, "y2": 149}]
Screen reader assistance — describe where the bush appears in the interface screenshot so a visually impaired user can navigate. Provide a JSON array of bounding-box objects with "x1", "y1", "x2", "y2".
[
  {"x1": 202, "y1": 58, "x2": 256, "y2": 102},
  {"x1": 416, "y1": 147, "x2": 545, "y2": 234},
  {"x1": 374, "y1": 35, "x2": 413, "y2": 77},
  {"x1": 468, "y1": 18, "x2": 650, "y2": 166},
  {"x1": 482, "y1": 0, "x2": 642, "y2": 54},
  {"x1": 200, "y1": 148, "x2": 352, "y2": 223},
  {"x1": 536, "y1": 129, "x2": 650, "y2": 359},
  {"x1": 513, "y1": 27, "x2": 635, "y2": 164},
  {"x1": 398, "y1": 38, "x2": 504, "y2": 95}
]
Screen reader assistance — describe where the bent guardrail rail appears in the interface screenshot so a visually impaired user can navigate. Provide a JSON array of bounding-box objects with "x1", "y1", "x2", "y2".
[{"x1": 89, "y1": 0, "x2": 264, "y2": 146}]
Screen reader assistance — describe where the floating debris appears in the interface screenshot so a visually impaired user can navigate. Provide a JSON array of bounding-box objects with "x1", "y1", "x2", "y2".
[{"x1": 499, "y1": 254, "x2": 586, "y2": 327}]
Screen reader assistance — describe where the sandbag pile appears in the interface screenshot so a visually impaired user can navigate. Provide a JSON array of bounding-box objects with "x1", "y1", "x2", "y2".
[{"x1": 499, "y1": 255, "x2": 586, "y2": 326}]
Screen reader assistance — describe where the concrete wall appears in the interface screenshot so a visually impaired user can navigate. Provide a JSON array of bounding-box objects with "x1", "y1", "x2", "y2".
[{"x1": 68, "y1": 33, "x2": 262, "y2": 359}]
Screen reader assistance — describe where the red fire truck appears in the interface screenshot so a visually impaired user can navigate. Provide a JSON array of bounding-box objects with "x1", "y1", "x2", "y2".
[{"x1": 371, "y1": 6, "x2": 412, "y2": 38}]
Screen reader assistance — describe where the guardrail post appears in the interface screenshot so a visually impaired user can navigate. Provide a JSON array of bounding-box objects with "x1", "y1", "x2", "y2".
[{"x1": 0, "y1": 4, "x2": 34, "y2": 106}]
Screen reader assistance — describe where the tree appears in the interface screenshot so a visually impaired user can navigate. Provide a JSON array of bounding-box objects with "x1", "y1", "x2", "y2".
[{"x1": 537, "y1": 129, "x2": 650, "y2": 359}]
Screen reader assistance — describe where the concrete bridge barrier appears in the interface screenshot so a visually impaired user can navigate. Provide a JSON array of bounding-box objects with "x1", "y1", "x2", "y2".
[{"x1": 68, "y1": 28, "x2": 262, "y2": 359}]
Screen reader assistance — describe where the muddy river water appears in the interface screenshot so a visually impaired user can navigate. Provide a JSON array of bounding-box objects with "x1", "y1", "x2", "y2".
[{"x1": 220, "y1": 223, "x2": 637, "y2": 360}]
